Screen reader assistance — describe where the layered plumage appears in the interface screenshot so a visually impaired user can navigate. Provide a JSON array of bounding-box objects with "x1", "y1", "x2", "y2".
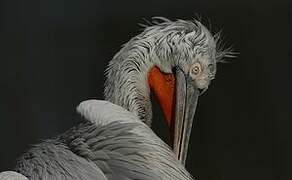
[
  {"x1": 0, "y1": 18, "x2": 232, "y2": 180},
  {"x1": 104, "y1": 18, "x2": 226, "y2": 126},
  {"x1": 11, "y1": 100, "x2": 192, "y2": 180}
]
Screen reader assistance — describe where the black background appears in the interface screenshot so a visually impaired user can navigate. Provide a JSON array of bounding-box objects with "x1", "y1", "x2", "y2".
[{"x1": 1, "y1": 0, "x2": 291, "y2": 179}]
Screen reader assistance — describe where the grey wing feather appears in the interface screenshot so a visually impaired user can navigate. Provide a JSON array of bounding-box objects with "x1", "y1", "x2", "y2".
[
  {"x1": 14, "y1": 140, "x2": 107, "y2": 180},
  {"x1": 0, "y1": 171, "x2": 28, "y2": 180},
  {"x1": 13, "y1": 100, "x2": 192, "y2": 180},
  {"x1": 75, "y1": 100, "x2": 193, "y2": 180}
]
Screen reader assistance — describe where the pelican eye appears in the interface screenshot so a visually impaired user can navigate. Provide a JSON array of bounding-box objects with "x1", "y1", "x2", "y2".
[{"x1": 190, "y1": 63, "x2": 202, "y2": 79}]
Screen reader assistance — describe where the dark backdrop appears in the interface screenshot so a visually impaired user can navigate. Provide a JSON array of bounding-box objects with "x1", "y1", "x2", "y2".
[{"x1": 1, "y1": 0, "x2": 291, "y2": 179}]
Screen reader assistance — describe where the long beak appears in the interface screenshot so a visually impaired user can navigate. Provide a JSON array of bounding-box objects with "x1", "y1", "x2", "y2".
[{"x1": 173, "y1": 67, "x2": 200, "y2": 165}]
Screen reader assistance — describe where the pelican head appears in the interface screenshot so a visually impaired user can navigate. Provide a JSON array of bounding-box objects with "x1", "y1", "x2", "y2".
[{"x1": 104, "y1": 17, "x2": 233, "y2": 165}]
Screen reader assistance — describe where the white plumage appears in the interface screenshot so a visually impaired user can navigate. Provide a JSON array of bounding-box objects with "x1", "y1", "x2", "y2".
[{"x1": 0, "y1": 17, "x2": 233, "y2": 180}]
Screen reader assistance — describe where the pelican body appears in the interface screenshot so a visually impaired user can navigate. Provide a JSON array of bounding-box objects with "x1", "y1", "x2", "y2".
[
  {"x1": 0, "y1": 18, "x2": 232, "y2": 179},
  {"x1": 13, "y1": 100, "x2": 192, "y2": 180}
]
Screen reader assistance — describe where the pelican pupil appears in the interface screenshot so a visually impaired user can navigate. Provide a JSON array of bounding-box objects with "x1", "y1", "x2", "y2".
[
  {"x1": 191, "y1": 64, "x2": 201, "y2": 76},
  {"x1": 190, "y1": 63, "x2": 201, "y2": 79},
  {"x1": 193, "y1": 66, "x2": 199, "y2": 74}
]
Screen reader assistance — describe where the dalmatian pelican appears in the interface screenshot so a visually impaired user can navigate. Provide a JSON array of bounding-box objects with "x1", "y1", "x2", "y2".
[{"x1": 0, "y1": 17, "x2": 233, "y2": 180}]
